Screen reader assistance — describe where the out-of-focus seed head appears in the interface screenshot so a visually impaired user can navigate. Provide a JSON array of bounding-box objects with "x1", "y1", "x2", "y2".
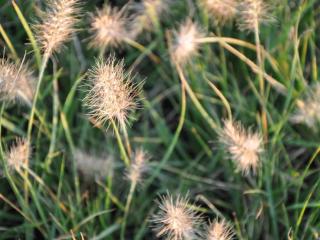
[
  {"x1": 151, "y1": 193, "x2": 202, "y2": 240},
  {"x1": 74, "y1": 149, "x2": 114, "y2": 181},
  {"x1": 237, "y1": 0, "x2": 274, "y2": 32},
  {"x1": 34, "y1": 0, "x2": 81, "y2": 57},
  {"x1": 83, "y1": 55, "x2": 139, "y2": 131},
  {"x1": 126, "y1": 148, "x2": 149, "y2": 185},
  {"x1": 291, "y1": 84, "x2": 320, "y2": 129},
  {"x1": 207, "y1": 218, "x2": 235, "y2": 240},
  {"x1": 219, "y1": 119, "x2": 263, "y2": 175},
  {"x1": 202, "y1": 0, "x2": 238, "y2": 23},
  {"x1": 129, "y1": 0, "x2": 169, "y2": 38},
  {"x1": 0, "y1": 57, "x2": 35, "y2": 105},
  {"x1": 5, "y1": 138, "x2": 30, "y2": 172},
  {"x1": 170, "y1": 19, "x2": 204, "y2": 65},
  {"x1": 90, "y1": 5, "x2": 129, "y2": 49}
]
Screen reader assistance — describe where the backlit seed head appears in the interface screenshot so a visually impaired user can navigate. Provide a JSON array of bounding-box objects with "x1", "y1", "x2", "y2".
[
  {"x1": 237, "y1": 0, "x2": 274, "y2": 32},
  {"x1": 74, "y1": 149, "x2": 114, "y2": 181},
  {"x1": 129, "y1": 0, "x2": 169, "y2": 38},
  {"x1": 0, "y1": 57, "x2": 35, "y2": 105},
  {"x1": 90, "y1": 5, "x2": 129, "y2": 49},
  {"x1": 34, "y1": 0, "x2": 81, "y2": 57},
  {"x1": 202, "y1": 0, "x2": 238, "y2": 23},
  {"x1": 151, "y1": 193, "x2": 202, "y2": 240},
  {"x1": 219, "y1": 119, "x2": 263, "y2": 175},
  {"x1": 83, "y1": 55, "x2": 139, "y2": 130},
  {"x1": 5, "y1": 138, "x2": 30, "y2": 172},
  {"x1": 291, "y1": 84, "x2": 320, "y2": 128},
  {"x1": 126, "y1": 148, "x2": 150, "y2": 184},
  {"x1": 170, "y1": 19, "x2": 204, "y2": 65},
  {"x1": 207, "y1": 218, "x2": 235, "y2": 240}
]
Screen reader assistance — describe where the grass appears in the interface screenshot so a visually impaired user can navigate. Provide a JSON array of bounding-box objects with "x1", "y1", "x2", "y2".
[{"x1": 0, "y1": 0, "x2": 319, "y2": 239}]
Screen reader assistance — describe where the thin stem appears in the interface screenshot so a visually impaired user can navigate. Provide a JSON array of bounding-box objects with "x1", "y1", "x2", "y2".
[
  {"x1": 124, "y1": 38, "x2": 160, "y2": 64},
  {"x1": 122, "y1": 127, "x2": 132, "y2": 157},
  {"x1": 111, "y1": 120, "x2": 130, "y2": 166},
  {"x1": 120, "y1": 181, "x2": 137, "y2": 240}
]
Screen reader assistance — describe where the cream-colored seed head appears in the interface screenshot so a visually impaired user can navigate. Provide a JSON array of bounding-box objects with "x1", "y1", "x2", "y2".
[
  {"x1": 151, "y1": 194, "x2": 202, "y2": 240},
  {"x1": 291, "y1": 84, "x2": 320, "y2": 128},
  {"x1": 0, "y1": 57, "x2": 35, "y2": 105},
  {"x1": 126, "y1": 148, "x2": 149, "y2": 184},
  {"x1": 130, "y1": 0, "x2": 168, "y2": 37},
  {"x1": 5, "y1": 138, "x2": 30, "y2": 172},
  {"x1": 83, "y1": 56, "x2": 139, "y2": 130},
  {"x1": 219, "y1": 120, "x2": 263, "y2": 175},
  {"x1": 34, "y1": 0, "x2": 80, "y2": 57},
  {"x1": 171, "y1": 20, "x2": 204, "y2": 65},
  {"x1": 203, "y1": 0, "x2": 238, "y2": 23},
  {"x1": 74, "y1": 149, "x2": 113, "y2": 181},
  {"x1": 207, "y1": 219, "x2": 235, "y2": 240},
  {"x1": 237, "y1": 0, "x2": 274, "y2": 32},
  {"x1": 90, "y1": 5, "x2": 129, "y2": 49}
]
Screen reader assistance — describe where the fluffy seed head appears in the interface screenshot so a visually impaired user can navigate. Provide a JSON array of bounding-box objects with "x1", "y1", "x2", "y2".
[
  {"x1": 126, "y1": 148, "x2": 149, "y2": 184},
  {"x1": 0, "y1": 57, "x2": 35, "y2": 105},
  {"x1": 291, "y1": 84, "x2": 320, "y2": 128},
  {"x1": 237, "y1": 0, "x2": 274, "y2": 32},
  {"x1": 202, "y1": 0, "x2": 238, "y2": 23},
  {"x1": 74, "y1": 149, "x2": 113, "y2": 181},
  {"x1": 90, "y1": 5, "x2": 129, "y2": 49},
  {"x1": 207, "y1": 218, "x2": 235, "y2": 240},
  {"x1": 83, "y1": 56, "x2": 139, "y2": 130},
  {"x1": 34, "y1": 0, "x2": 81, "y2": 57},
  {"x1": 129, "y1": 0, "x2": 169, "y2": 37},
  {"x1": 170, "y1": 19, "x2": 204, "y2": 65},
  {"x1": 5, "y1": 138, "x2": 30, "y2": 172},
  {"x1": 219, "y1": 119, "x2": 263, "y2": 175},
  {"x1": 151, "y1": 193, "x2": 202, "y2": 240}
]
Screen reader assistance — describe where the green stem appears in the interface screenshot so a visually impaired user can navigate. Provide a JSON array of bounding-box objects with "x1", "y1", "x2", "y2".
[
  {"x1": 120, "y1": 181, "x2": 137, "y2": 240},
  {"x1": 111, "y1": 120, "x2": 130, "y2": 166}
]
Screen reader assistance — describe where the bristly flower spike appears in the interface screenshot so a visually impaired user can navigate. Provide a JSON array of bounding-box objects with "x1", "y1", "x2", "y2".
[
  {"x1": 151, "y1": 193, "x2": 202, "y2": 240},
  {"x1": 219, "y1": 119, "x2": 264, "y2": 175},
  {"x1": 170, "y1": 19, "x2": 204, "y2": 66},
  {"x1": 202, "y1": 0, "x2": 238, "y2": 23},
  {"x1": 5, "y1": 138, "x2": 30, "y2": 172},
  {"x1": 207, "y1": 218, "x2": 235, "y2": 240},
  {"x1": 83, "y1": 55, "x2": 140, "y2": 131},
  {"x1": 34, "y1": 0, "x2": 81, "y2": 57},
  {"x1": 126, "y1": 148, "x2": 150, "y2": 185}
]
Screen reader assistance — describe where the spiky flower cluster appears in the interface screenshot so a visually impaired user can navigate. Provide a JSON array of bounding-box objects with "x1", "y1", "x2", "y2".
[
  {"x1": 74, "y1": 149, "x2": 113, "y2": 181},
  {"x1": 34, "y1": 0, "x2": 81, "y2": 57},
  {"x1": 5, "y1": 138, "x2": 30, "y2": 172},
  {"x1": 83, "y1": 56, "x2": 139, "y2": 130},
  {"x1": 219, "y1": 120, "x2": 263, "y2": 175},
  {"x1": 237, "y1": 0, "x2": 274, "y2": 32},
  {"x1": 203, "y1": 0, "x2": 238, "y2": 23},
  {"x1": 0, "y1": 57, "x2": 35, "y2": 105},
  {"x1": 90, "y1": 5, "x2": 129, "y2": 49},
  {"x1": 207, "y1": 219, "x2": 235, "y2": 240},
  {"x1": 151, "y1": 194, "x2": 202, "y2": 240},
  {"x1": 130, "y1": 0, "x2": 169, "y2": 37},
  {"x1": 126, "y1": 148, "x2": 149, "y2": 185},
  {"x1": 171, "y1": 20, "x2": 204, "y2": 65},
  {"x1": 291, "y1": 84, "x2": 320, "y2": 128}
]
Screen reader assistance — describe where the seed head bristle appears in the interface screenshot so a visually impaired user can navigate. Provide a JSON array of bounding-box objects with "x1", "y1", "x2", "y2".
[
  {"x1": 126, "y1": 148, "x2": 149, "y2": 184},
  {"x1": 151, "y1": 193, "x2": 202, "y2": 240},
  {"x1": 5, "y1": 138, "x2": 30, "y2": 172},
  {"x1": 202, "y1": 0, "x2": 238, "y2": 23},
  {"x1": 170, "y1": 19, "x2": 204, "y2": 65},
  {"x1": 207, "y1": 218, "x2": 235, "y2": 240},
  {"x1": 0, "y1": 57, "x2": 35, "y2": 105},
  {"x1": 219, "y1": 119, "x2": 263, "y2": 175},
  {"x1": 83, "y1": 55, "x2": 139, "y2": 130},
  {"x1": 34, "y1": 0, "x2": 81, "y2": 57},
  {"x1": 129, "y1": 0, "x2": 169, "y2": 38},
  {"x1": 74, "y1": 149, "x2": 114, "y2": 181},
  {"x1": 90, "y1": 5, "x2": 129, "y2": 49},
  {"x1": 291, "y1": 84, "x2": 320, "y2": 128},
  {"x1": 237, "y1": 0, "x2": 274, "y2": 32}
]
